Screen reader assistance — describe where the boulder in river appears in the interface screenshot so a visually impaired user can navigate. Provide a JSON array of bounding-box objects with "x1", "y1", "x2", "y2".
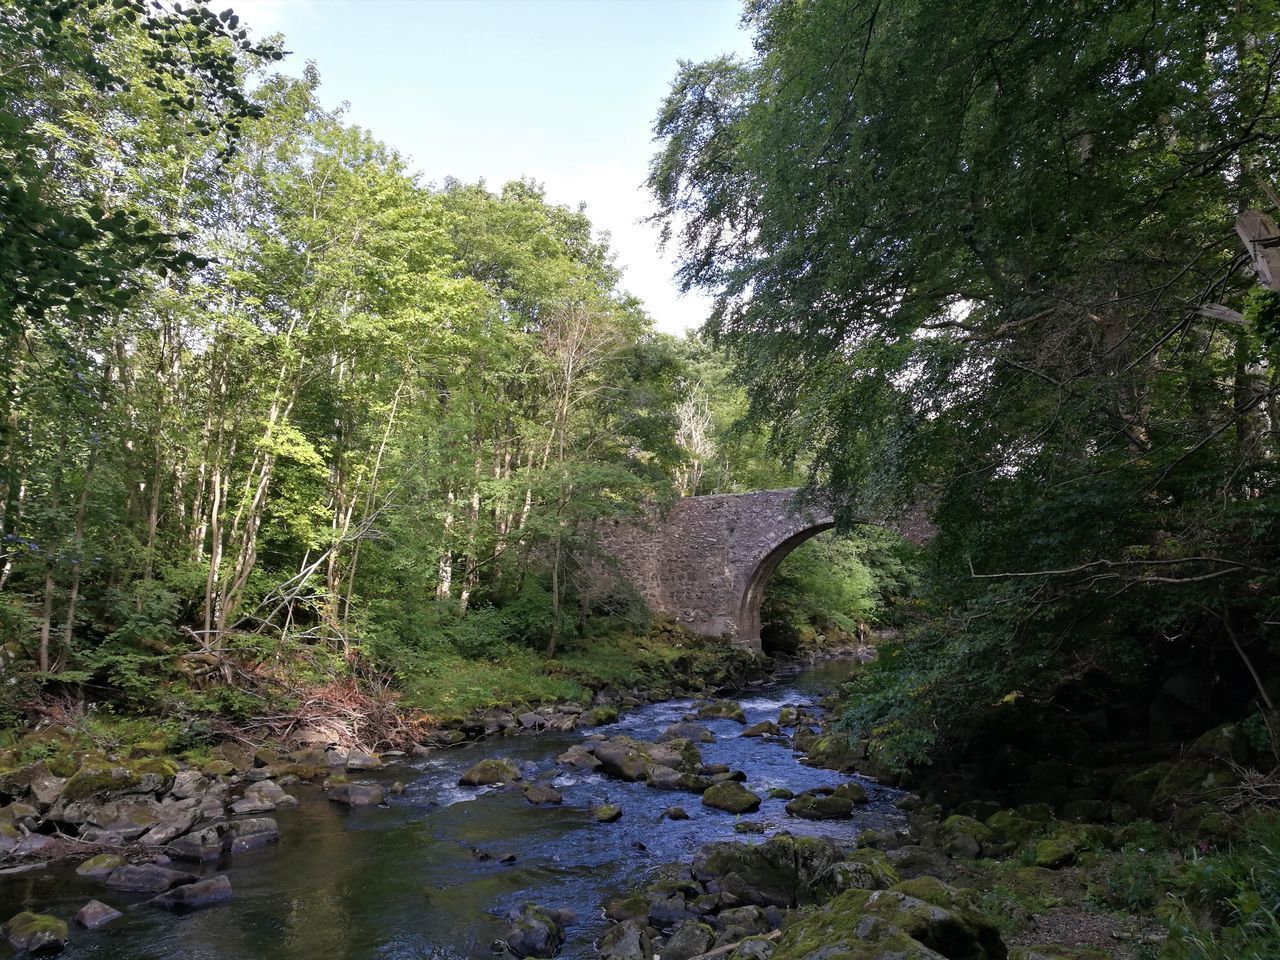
[
  {"x1": 166, "y1": 825, "x2": 223, "y2": 862},
  {"x1": 741, "y1": 721, "x2": 782, "y2": 738},
  {"x1": 4, "y1": 911, "x2": 68, "y2": 955},
  {"x1": 701, "y1": 781, "x2": 761, "y2": 814},
  {"x1": 697, "y1": 701, "x2": 746, "y2": 724},
  {"x1": 785, "y1": 792, "x2": 854, "y2": 820},
  {"x1": 523, "y1": 784, "x2": 563, "y2": 805},
  {"x1": 150, "y1": 874, "x2": 233, "y2": 911},
  {"x1": 657, "y1": 723, "x2": 715, "y2": 744},
  {"x1": 74, "y1": 900, "x2": 121, "y2": 930},
  {"x1": 459, "y1": 758, "x2": 522, "y2": 786},
  {"x1": 74, "y1": 853, "x2": 122, "y2": 880},
  {"x1": 223, "y1": 817, "x2": 280, "y2": 854},
  {"x1": 591, "y1": 742, "x2": 649, "y2": 782},
  {"x1": 503, "y1": 903, "x2": 566, "y2": 958},
  {"x1": 662, "y1": 806, "x2": 689, "y2": 821},
  {"x1": 327, "y1": 782, "x2": 385, "y2": 807},
  {"x1": 592, "y1": 804, "x2": 623, "y2": 823},
  {"x1": 105, "y1": 863, "x2": 197, "y2": 892}
]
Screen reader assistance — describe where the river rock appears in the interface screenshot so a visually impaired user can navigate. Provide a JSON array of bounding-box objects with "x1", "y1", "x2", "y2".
[
  {"x1": 223, "y1": 817, "x2": 279, "y2": 854},
  {"x1": 459, "y1": 758, "x2": 522, "y2": 786},
  {"x1": 328, "y1": 782, "x2": 385, "y2": 807},
  {"x1": 150, "y1": 874, "x2": 233, "y2": 910},
  {"x1": 741, "y1": 721, "x2": 781, "y2": 738},
  {"x1": 660, "y1": 919, "x2": 714, "y2": 960},
  {"x1": 75, "y1": 853, "x2": 122, "y2": 880},
  {"x1": 74, "y1": 899, "x2": 121, "y2": 930},
  {"x1": 234, "y1": 779, "x2": 296, "y2": 814},
  {"x1": 702, "y1": 782, "x2": 761, "y2": 814},
  {"x1": 4, "y1": 911, "x2": 68, "y2": 955},
  {"x1": 692, "y1": 834, "x2": 842, "y2": 908},
  {"x1": 785, "y1": 792, "x2": 854, "y2": 820},
  {"x1": 106, "y1": 863, "x2": 197, "y2": 892},
  {"x1": 592, "y1": 742, "x2": 649, "y2": 782},
  {"x1": 504, "y1": 903, "x2": 565, "y2": 958},
  {"x1": 771, "y1": 876, "x2": 1006, "y2": 960},
  {"x1": 166, "y1": 825, "x2": 224, "y2": 861},
  {"x1": 662, "y1": 806, "x2": 689, "y2": 821},
  {"x1": 658, "y1": 723, "x2": 715, "y2": 744},
  {"x1": 697, "y1": 701, "x2": 746, "y2": 723},
  {"x1": 597, "y1": 918, "x2": 652, "y2": 960},
  {"x1": 523, "y1": 784, "x2": 563, "y2": 805},
  {"x1": 557, "y1": 744, "x2": 603, "y2": 770},
  {"x1": 592, "y1": 804, "x2": 623, "y2": 823},
  {"x1": 344, "y1": 747, "x2": 383, "y2": 771},
  {"x1": 14, "y1": 834, "x2": 54, "y2": 857},
  {"x1": 138, "y1": 804, "x2": 199, "y2": 846}
]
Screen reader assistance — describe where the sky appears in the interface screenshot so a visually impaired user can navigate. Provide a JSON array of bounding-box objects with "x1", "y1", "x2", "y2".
[{"x1": 233, "y1": 0, "x2": 755, "y2": 334}]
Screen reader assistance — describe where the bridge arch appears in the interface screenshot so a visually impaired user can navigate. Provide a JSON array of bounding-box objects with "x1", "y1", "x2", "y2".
[{"x1": 736, "y1": 520, "x2": 836, "y2": 650}]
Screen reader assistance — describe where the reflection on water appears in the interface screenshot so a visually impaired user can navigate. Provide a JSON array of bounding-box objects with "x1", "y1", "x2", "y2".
[{"x1": 0, "y1": 658, "x2": 902, "y2": 959}]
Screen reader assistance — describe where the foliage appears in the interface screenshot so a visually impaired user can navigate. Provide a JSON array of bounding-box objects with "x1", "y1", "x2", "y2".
[
  {"x1": 651, "y1": 0, "x2": 1280, "y2": 763},
  {"x1": 1168, "y1": 814, "x2": 1280, "y2": 959}
]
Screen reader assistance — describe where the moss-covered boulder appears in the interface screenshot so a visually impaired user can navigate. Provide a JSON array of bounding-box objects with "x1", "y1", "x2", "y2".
[
  {"x1": 4, "y1": 911, "x2": 68, "y2": 955},
  {"x1": 458, "y1": 757, "x2": 521, "y2": 787},
  {"x1": 833, "y1": 849, "x2": 900, "y2": 891},
  {"x1": 1110, "y1": 762, "x2": 1174, "y2": 816},
  {"x1": 597, "y1": 918, "x2": 652, "y2": 960},
  {"x1": 503, "y1": 903, "x2": 565, "y2": 959},
  {"x1": 786, "y1": 792, "x2": 854, "y2": 820},
  {"x1": 702, "y1": 781, "x2": 762, "y2": 814},
  {"x1": 698, "y1": 700, "x2": 747, "y2": 724},
  {"x1": 742, "y1": 721, "x2": 782, "y2": 738},
  {"x1": 592, "y1": 804, "x2": 623, "y2": 823},
  {"x1": 1188, "y1": 722, "x2": 1253, "y2": 765},
  {"x1": 660, "y1": 919, "x2": 714, "y2": 960},
  {"x1": 691, "y1": 834, "x2": 842, "y2": 907},
  {"x1": 937, "y1": 815, "x2": 995, "y2": 859},
  {"x1": 985, "y1": 810, "x2": 1043, "y2": 847},
  {"x1": 770, "y1": 877, "x2": 1006, "y2": 960},
  {"x1": 800, "y1": 734, "x2": 864, "y2": 773},
  {"x1": 59, "y1": 757, "x2": 176, "y2": 803},
  {"x1": 1032, "y1": 824, "x2": 1111, "y2": 868},
  {"x1": 75, "y1": 853, "x2": 122, "y2": 880},
  {"x1": 1151, "y1": 759, "x2": 1237, "y2": 811}
]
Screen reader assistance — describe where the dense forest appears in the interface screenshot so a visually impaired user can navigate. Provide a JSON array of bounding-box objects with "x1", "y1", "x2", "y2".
[
  {"x1": 0, "y1": 0, "x2": 889, "y2": 733},
  {"x1": 2, "y1": 1, "x2": 1280, "y2": 958}
]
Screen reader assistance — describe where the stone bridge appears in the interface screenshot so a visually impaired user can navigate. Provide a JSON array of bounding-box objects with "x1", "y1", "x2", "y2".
[{"x1": 597, "y1": 488, "x2": 932, "y2": 652}]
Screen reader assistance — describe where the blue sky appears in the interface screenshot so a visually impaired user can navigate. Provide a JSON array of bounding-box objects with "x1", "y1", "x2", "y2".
[{"x1": 234, "y1": 0, "x2": 755, "y2": 333}]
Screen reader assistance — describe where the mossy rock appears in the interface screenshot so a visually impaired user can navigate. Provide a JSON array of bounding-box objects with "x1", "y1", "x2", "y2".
[
  {"x1": 697, "y1": 700, "x2": 746, "y2": 723},
  {"x1": 1188, "y1": 722, "x2": 1253, "y2": 765},
  {"x1": 1014, "y1": 803, "x2": 1054, "y2": 823},
  {"x1": 786, "y1": 792, "x2": 854, "y2": 820},
  {"x1": 458, "y1": 757, "x2": 521, "y2": 787},
  {"x1": 833, "y1": 848, "x2": 900, "y2": 891},
  {"x1": 1110, "y1": 762, "x2": 1174, "y2": 815},
  {"x1": 768, "y1": 787, "x2": 794, "y2": 800},
  {"x1": 127, "y1": 741, "x2": 166, "y2": 759},
  {"x1": 771, "y1": 878, "x2": 1005, "y2": 960},
  {"x1": 581, "y1": 706, "x2": 618, "y2": 726},
  {"x1": 938, "y1": 814, "x2": 995, "y2": 859},
  {"x1": 76, "y1": 853, "x2": 123, "y2": 879},
  {"x1": 702, "y1": 781, "x2": 761, "y2": 814},
  {"x1": 1151, "y1": 760, "x2": 1237, "y2": 810},
  {"x1": 592, "y1": 803, "x2": 623, "y2": 823},
  {"x1": 691, "y1": 834, "x2": 842, "y2": 908},
  {"x1": 4, "y1": 911, "x2": 68, "y2": 954},
  {"x1": 802, "y1": 735, "x2": 863, "y2": 773},
  {"x1": 1032, "y1": 824, "x2": 1111, "y2": 868},
  {"x1": 201, "y1": 760, "x2": 235, "y2": 777},
  {"x1": 60, "y1": 757, "x2": 176, "y2": 802},
  {"x1": 986, "y1": 810, "x2": 1043, "y2": 847}
]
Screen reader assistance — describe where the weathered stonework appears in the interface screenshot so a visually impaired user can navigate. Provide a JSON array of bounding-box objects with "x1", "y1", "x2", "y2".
[{"x1": 598, "y1": 488, "x2": 932, "y2": 652}]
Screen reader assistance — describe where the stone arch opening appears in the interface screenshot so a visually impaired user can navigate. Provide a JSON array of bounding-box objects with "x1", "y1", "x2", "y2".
[{"x1": 736, "y1": 520, "x2": 835, "y2": 650}]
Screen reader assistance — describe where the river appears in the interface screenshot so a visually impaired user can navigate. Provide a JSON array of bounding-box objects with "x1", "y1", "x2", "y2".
[{"x1": 0, "y1": 659, "x2": 903, "y2": 959}]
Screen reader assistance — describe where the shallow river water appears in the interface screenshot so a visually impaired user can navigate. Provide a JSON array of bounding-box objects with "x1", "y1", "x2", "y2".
[{"x1": 0, "y1": 659, "x2": 903, "y2": 960}]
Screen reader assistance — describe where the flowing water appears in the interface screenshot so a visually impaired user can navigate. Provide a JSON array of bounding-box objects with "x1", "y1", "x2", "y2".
[{"x1": 0, "y1": 659, "x2": 903, "y2": 959}]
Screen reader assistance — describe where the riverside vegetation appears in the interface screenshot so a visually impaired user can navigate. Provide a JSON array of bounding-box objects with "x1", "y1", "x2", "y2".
[{"x1": 1, "y1": 0, "x2": 1279, "y2": 958}]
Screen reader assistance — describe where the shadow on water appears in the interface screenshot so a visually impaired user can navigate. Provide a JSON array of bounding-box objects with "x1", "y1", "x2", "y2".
[{"x1": 0, "y1": 658, "x2": 903, "y2": 959}]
